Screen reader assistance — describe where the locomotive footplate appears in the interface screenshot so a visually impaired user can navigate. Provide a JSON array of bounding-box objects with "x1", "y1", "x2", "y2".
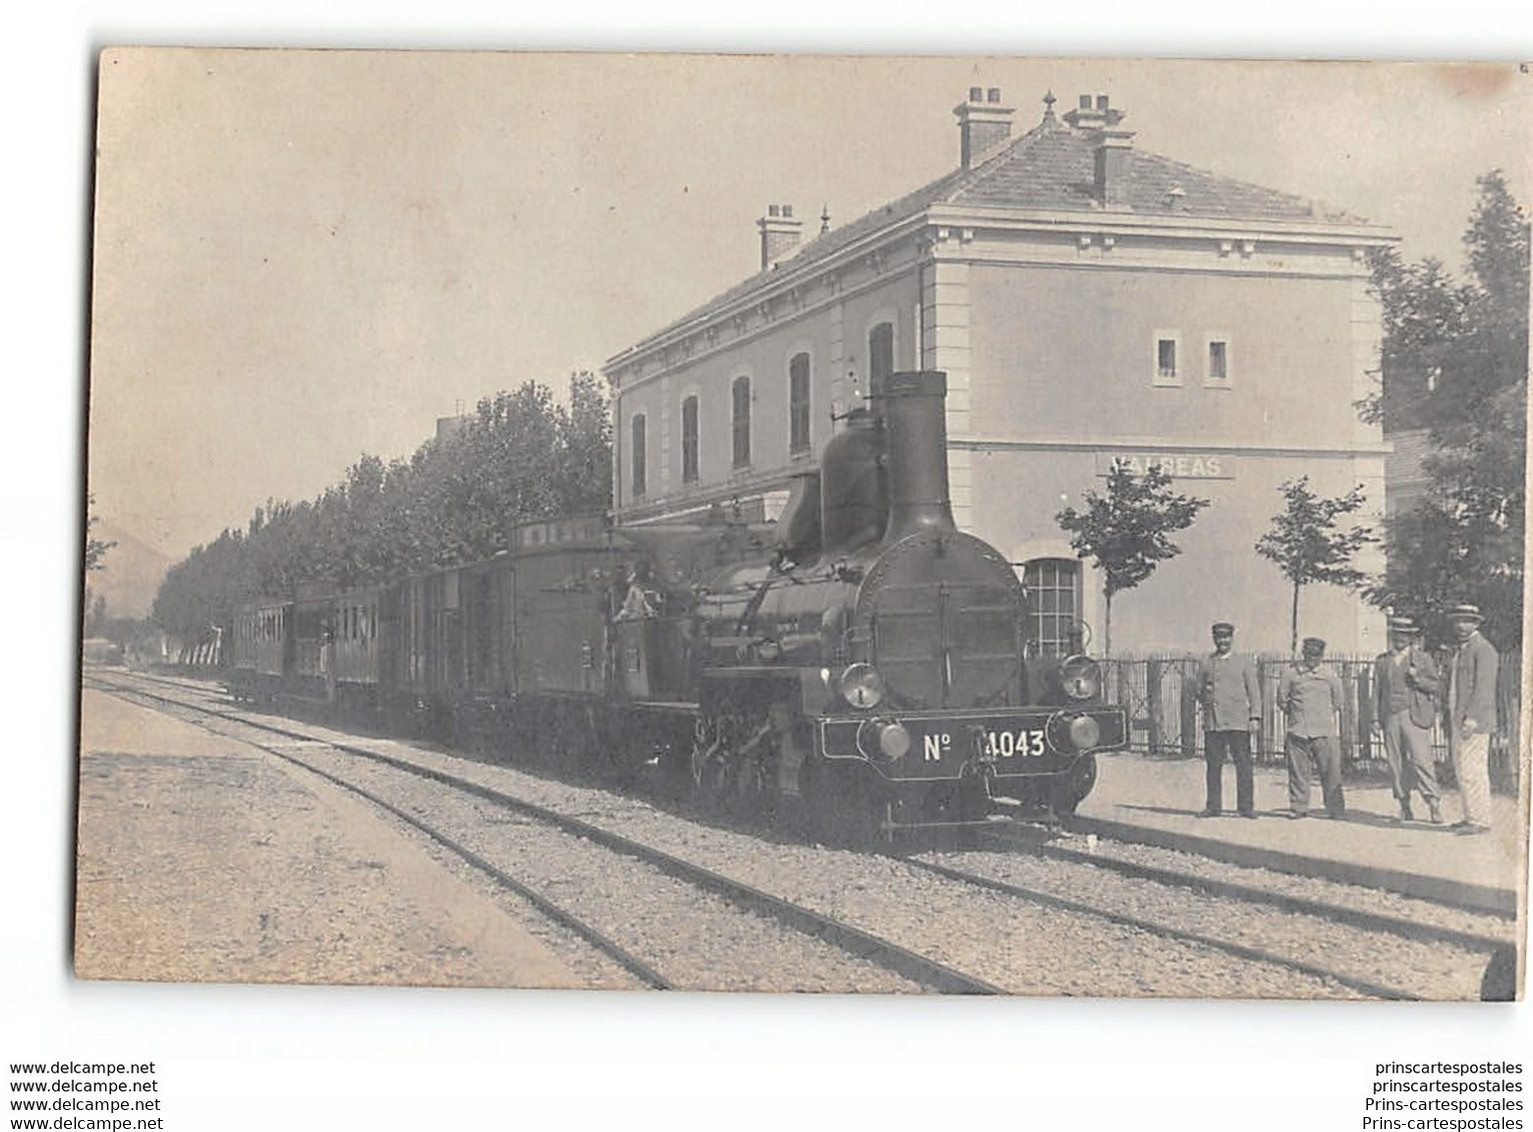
[{"x1": 818, "y1": 706, "x2": 1126, "y2": 783}]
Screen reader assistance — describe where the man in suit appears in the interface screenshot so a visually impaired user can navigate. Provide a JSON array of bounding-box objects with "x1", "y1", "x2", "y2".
[
  {"x1": 1196, "y1": 621, "x2": 1261, "y2": 818},
  {"x1": 1445, "y1": 603, "x2": 1499, "y2": 835},
  {"x1": 1279, "y1": 637, "x2": 1346, "y2": 819},
  {"x1": 1371, "y1": 616, "x2": 1441, "y2": 824}
]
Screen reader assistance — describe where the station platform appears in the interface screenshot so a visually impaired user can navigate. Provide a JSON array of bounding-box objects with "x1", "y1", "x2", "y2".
[{"x1": 1071, "y1": 752, "x2": 1527, "y2": 919}]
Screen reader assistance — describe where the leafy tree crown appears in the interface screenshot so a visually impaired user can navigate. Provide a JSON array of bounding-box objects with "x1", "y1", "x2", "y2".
[{"x1": 1056, "y1": 463, "x2": 1208, "y2": 599}]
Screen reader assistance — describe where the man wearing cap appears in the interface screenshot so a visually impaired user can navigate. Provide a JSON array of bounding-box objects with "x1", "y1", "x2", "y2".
[
  {"x1": 1371, "y1": 616, "x2": 1442, "y2": 824},
  {"x1": 1278, "y1": 637, "x2": 1346, "y2": 819},
  {"x1": 1196, "y1": 622, "x2": 1261, "y2": 818},
  {"x1": 1445, "y1": 604, "x2": 1498, "y2": 834}
]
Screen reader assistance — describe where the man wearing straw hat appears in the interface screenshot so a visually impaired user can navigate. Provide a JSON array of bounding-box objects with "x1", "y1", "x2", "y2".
[
  {"x1": 1371, "y1": 616, "x2": 1442, "y2": 824},
  {"x1": 1444, "y1": 603, "x2": 1498, "y2": 835}
]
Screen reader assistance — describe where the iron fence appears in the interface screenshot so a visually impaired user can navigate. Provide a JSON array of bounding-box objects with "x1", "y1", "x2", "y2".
[{"x1": 1101, "y1": 650, "x2": 1522, "y2": 792}]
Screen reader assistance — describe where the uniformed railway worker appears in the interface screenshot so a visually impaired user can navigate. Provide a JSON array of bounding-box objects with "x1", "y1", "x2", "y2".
[
  {"x1": 1278, "y1": 637, "x2": 1346, "y2": 819},
  {"x1": 1195, "y1": 621, "x2": 1261, "y2": 818},
  {"x1": 1371, "y1": 615, "x2": 1442, "y2": 824}
]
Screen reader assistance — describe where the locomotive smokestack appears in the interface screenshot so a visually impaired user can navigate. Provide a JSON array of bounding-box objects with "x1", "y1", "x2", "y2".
[{"x1": 872, "y1": 370, "x2": 956, "y2": 541}]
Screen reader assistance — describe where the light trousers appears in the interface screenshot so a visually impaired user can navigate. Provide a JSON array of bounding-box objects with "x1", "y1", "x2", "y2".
[
  {"x1": 1381, "y1": 713, "x2": 1439, "y2": 805},
  {"x1": 1450, "y1": 729, "x2": 1493, "y2": 826}
]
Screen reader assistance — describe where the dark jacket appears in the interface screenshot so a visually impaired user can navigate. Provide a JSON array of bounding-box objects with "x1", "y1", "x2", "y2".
[{"x1": 1372, "y1": 645, "x2": 1439, "y2": 730}]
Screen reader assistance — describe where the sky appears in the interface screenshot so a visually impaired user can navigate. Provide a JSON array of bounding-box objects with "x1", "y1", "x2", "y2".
[{"x1": 87, "y1": 52, "x2": 1532, "y2": 561}]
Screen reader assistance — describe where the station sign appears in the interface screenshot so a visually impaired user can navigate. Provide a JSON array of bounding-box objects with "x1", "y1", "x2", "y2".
[{"x1": 1094, "y1": 451, "x2": 1234, "y2": 480}]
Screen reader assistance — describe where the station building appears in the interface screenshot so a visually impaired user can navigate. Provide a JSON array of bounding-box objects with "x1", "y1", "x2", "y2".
[{"x1": 603, "y1": 90, "x2": 1398, "y2": 656}]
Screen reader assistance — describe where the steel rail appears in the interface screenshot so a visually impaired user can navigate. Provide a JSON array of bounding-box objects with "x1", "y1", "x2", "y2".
[
  {"x1": 89, "y1": 677, "x2": 671, "y2": 990},
  {"x1": 89, "y1": 673, "x2": 1003, "y2": 995},
  {"x1": 980, "y1": 828, "x2": 1513, "y2": 955},
  {"x1": 904, "y1": 856, "x2": 1429, "y2": 1001}
]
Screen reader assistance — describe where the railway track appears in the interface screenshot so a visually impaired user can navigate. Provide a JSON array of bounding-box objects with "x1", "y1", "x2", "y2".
[
  {"x1": 904, "y1": 858, "x2": 1445, "y2": 1002},
  {"x1": 86, "y1": 669, "x2": 1511, "y2": 999},
  {"x1": 87, "y1": 671, "x2": 994, "y2": 994},
  {"x1": 980, "y1": 826, "x2": 1516, "y2": 950}
]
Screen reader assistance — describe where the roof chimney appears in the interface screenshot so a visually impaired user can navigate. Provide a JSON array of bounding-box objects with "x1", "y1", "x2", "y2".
[
  {"x1": 1095, "y1": 128, "x2": 1135, "y2": 210},
  {"x1": 1063, "y1": 94, "x2": 1135, "y2": 210},
  {"x1": 953, "y1": 87, "x2": 1014, "y2": 170},
  {"x1": 1062, "y1": 92, "x2": 1127, "y2": 131},
  {"x1": 758, "y1": 204, "x2": 803, "y2": 270}
]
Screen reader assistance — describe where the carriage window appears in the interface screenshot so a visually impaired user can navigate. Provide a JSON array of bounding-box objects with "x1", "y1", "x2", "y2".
[
  {"x1": 732, "y1": 377, "x2": 751, "y2": 469},
  {"x1": 869, "y1": 322, "x2": 894, "y2": 385},
  {"x1": 789, "y1": 353, "x2": 811, "y2": 455},
  {"x1": 631, "y1": 413, "x2": 647, "y2": 498},
  {"x1": 681, "y1": 395, "x2": 699, "y2": 483},
  {"x1": 1022, "y1": 558, "x2": 1081, "y2": 657}
]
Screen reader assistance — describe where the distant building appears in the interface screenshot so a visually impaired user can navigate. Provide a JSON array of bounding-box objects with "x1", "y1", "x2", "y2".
[{"x1": 603, "y1": 89, "x2": 1397, "y2": 655}]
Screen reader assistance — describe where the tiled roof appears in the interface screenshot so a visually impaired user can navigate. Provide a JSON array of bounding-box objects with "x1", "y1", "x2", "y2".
[
  {"x1": 615, "y1": 110, "x2": 1371, "y2": 360},
  {"x1": 944, "y1": 113, "x2": 1346, "y2": 220},
  {"x1": 642, "y1": 167, "x2": 970, "y2": 341}
]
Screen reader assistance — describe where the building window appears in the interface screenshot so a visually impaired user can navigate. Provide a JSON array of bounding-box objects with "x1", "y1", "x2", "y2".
[
  {"x1": 731, "y1": 376, "x2": 751, "y2": 469},
  {"x1": 630, "y1": 413, "x2": 647, "y2": 498},
  {"x1": 789, "y1": 353, "x2": 811, "y2": 455},
  {"x1": 1153, "y1": 331, "x2": 1182, "y2": 387},
  {"x1": 1204, "y1": 335, "x2": 1232, "y2": 387},
  {"x1": 681, "y1": 395, "x2": 699, "y2": 484},
  {"x1": 1022, "y1": 558, "x2": 1081, "y2": 657},
  {"x1": 870, "y1": 322, "x2": 894, "y2": 385}
]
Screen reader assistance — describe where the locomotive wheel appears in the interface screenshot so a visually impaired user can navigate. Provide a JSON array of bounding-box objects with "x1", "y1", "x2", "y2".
[
  {"x1": 691, "y1": 711, "x2": 776, "y2": 819},
  {"x1": 690, "y1": 717, "x2": 731, "y2": 811}
]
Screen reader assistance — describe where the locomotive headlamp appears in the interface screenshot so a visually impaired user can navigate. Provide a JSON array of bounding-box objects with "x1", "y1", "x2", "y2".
[
  {"x1": 1066, "y1": 713, "x2": 1101, "y2": 751},
  {"x1": 1059, "y1": 655, "x2": 1103, "y2": 701},
  {"x1": 838, "y1": 663, "x2": 886, "y2": 709},
  {"x1": 1047, "y1": 711, "x2": 1102, "y2": 753},
  {"x1": 857, "y1": 717, "x2": 911, "y2": 762}
]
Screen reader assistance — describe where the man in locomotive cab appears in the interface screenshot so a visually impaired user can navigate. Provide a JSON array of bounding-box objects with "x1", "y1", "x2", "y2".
[{"x1": 618, "y1": 561, "x2": 660, "y2": 621}]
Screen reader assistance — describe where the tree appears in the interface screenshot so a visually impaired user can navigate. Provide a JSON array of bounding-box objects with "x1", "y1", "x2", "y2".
[
  {"x1": 150, "y1": 373, "x2": 615, "y2": 639},
  {"x1": 1357, "y1": 250, "x2": 1472, "y2": 430},
  {"x1": 1365, "y1": 171, "x2": 1527, "y2": 644},
  {"x1": 1255, "y1": 477, "x2": 1374, "y2": 654},
  {"x1": 84, "y1": 494, "x2": 116, "y2": 573},
  {"x1": 1056, "y1": 463, "x2": 1208, "y2": 657}
]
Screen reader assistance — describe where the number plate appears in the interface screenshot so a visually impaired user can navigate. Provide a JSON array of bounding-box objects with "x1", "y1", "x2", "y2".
[
  {"x1": 974, "y1": 728, "x2": 1047, "y2": 760},
  {"x1": 906, "y1": 724, "x2": 1050, "y2": 763},
  {"x1": 819, "y1": 711, "x2": 1065, "y2": 775}
]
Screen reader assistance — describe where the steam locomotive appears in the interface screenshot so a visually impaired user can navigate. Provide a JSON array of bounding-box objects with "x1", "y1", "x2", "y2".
[{"x1": 228, "y1": 370, "x2": 1126, "y2": 840}]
